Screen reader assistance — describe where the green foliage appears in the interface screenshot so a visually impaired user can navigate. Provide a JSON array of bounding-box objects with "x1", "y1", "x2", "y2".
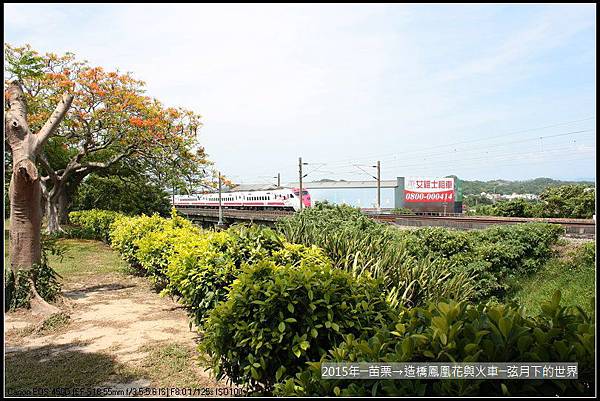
[
  {"x1": 39, "y1": 312, "x2": 70, "y2": 333},
  {"x1": 136, "y1": 223, "x2": 202, "y2": 288},
  {"x1": 275, "y1": 292, "x2": 594, "y2": 396},
  {"x1": 5, "y1": 235, "x2": 64, "y2": 311},
  {"x1": 513, "y1": 242, "x2": 595, "y2": 316},
  {"x1": 68, "y1": 209, "x2": 124, "y2": 243},
  {"x1": 164, "y1": 225, "x2": 331, "y2": 328},
  {"x1": 200, "y1": 260, "x2": 395, "y2": 394},
  {"x1": 469, "y1": 199, "x2": 542, "y2": 218},
  {"x1": 397, "y1": 223, "x2": 564, "y2": 300},
  {"x1": 4, "y1": 268, "x2": 32, "y2": 311},
  {"x1": 4, "y1": 45, "x2": 45, "y2": 80},
  {"x1": 568, "y1": 241, "x2": 595, "y2": 269},
  {"x1": 539, "y1": 184, "x2": 595, "y2": 219},
  {"x1": 279, "y1": 204, "x2": 564, "y2": 302},
  {"x1": 461, "y1": 177, "x2": 594, "y2": 196},
  {"x1": 72, "y1": 174, "x2": 171, "y2": 217},
  {"x1": 277, "y1": 203, "x2": 477, "y2": 308},
  {"x1": 463, "y1": 194, "x2": 494, "y2": 207},
  {"x1": 494, "y1": 199, "x2": 530, "y2": 217},
  {"x1": 109, "y1": 214, "x2": 171, "y2": 267},
  {"x1": 469, "y1": 185, "x2": 595, "y2": 219}
]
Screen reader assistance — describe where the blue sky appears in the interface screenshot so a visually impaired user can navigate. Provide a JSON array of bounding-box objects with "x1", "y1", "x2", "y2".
[{"x1": 4, "y1": 4, "x2": 596, "y2": 185}]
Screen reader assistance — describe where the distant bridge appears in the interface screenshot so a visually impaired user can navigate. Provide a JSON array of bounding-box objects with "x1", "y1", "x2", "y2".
[{"x1": 176, "y1": 207, "x2": 292, "y2": 227}]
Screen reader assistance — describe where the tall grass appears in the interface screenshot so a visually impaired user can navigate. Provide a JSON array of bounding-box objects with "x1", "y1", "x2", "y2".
[{"x1": 277, "y1": 203, "x2": 477, "y2": 308}]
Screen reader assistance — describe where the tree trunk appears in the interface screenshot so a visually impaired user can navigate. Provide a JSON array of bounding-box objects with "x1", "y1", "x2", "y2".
[
  {"x1": 9, "y1": 158, "x2": 42, "y2": 274},
  {"x1": 45, "y1": 171, "x2": 85, "y2": 234},
  {"x1": 5, "y1": 79, "x2": 73, "y2": 316},
  {"x1": 59, "y1": 190, "x2": 69, "y2": 224},
  {"x1": 46, "y1": 193, "x2": 63, "y2": 234}
]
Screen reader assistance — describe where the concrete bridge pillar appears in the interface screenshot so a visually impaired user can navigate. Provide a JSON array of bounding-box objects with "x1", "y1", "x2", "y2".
[{"x1": 394, "y1": 177, "x2": 405, "y2": 209}]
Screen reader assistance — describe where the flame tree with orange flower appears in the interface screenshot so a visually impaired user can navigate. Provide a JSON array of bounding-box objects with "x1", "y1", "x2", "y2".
[{"x1": 5, "y1": 44, "x2": 215, "y2": 233}]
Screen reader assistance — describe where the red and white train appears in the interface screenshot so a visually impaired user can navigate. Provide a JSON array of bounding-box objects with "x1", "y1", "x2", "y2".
[{"x1": 172, "y1": 187, "x2": 311, "y2": 212}]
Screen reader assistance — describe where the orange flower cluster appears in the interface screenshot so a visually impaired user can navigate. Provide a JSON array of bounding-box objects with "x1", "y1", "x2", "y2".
[
  {"x1": 129, "y1": 116, "x2": 162, "y2": 129},
  {"x1": 129, "y1": 116, "x2": 145, "y2": 127}
]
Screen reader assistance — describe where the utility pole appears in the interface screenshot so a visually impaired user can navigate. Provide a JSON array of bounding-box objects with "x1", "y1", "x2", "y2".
[
  {"x1": 299, "y1": 157, "x2": 303, "y2": 211},
  {"x1": 376, "y1": 160, "x2": 381, "y2": 211},
  {"x1": 217, "y1": 171, "x2": 223, "y2": 227},
  {"x1": 171, "y1": 159, "x2": 176, "y2": 206}
]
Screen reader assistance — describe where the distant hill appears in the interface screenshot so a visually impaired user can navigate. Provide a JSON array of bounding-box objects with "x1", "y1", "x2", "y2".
[{"x1": 460, "y1": 177, "x2": 595, "y2": 195}]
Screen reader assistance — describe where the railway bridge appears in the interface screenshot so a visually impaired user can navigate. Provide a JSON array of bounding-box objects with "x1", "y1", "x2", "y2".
[
  {"x1": 176, "y1": 207, "x2": 292, "y2": 227},
  {"x1": 176, "y1": 207, "x2": 596, "y2": 237}
]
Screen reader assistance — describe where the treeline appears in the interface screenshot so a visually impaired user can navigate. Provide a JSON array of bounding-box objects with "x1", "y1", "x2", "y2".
[
  {"x1": 461, "y1": 177, "x2": 594, "y2": 195},
  {"x1": 467, "y1": 184, "x2": 595, "y2": 219}
]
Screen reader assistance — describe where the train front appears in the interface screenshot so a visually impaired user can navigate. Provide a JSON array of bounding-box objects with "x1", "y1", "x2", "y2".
[{"x1": 292, "y1": 188, "x2": 311, "y2": 210}]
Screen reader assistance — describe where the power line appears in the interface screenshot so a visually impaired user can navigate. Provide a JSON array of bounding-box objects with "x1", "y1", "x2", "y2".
[
  {"x1": 376, "y1": 130, "x2": 595, "y2": 168},
  {"x1": 323, "y1": 116, "x2": 596, "y2": 166},
  {"x1": 301, "y1": 129, "x2": 594, "y2": 172},
  {"x1": 379, "y1": 146, "x2": 595, "y2": 175}
]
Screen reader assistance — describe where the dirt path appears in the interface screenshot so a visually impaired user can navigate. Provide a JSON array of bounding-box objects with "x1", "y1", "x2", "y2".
[{"x1": 5, "y1": 270, "x2": 227, "y2": 395}]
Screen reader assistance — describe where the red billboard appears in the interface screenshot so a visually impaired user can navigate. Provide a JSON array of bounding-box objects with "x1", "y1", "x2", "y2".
[{"x1": 404, "y1": 177, "x2": 454, "y2": 203}]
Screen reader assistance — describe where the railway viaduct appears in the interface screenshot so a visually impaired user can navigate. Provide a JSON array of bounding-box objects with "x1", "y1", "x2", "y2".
[{"x1": 176, "y1": 207, "x2": 596, "y2": 237}]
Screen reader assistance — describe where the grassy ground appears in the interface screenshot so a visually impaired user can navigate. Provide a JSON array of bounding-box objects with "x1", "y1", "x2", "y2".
[
  {"x1": 47, "y1": 239, "x2": 131, "y2": 280},
  {"x1": 5, "y1": 226, "x2": 223, "y2": 395},
  {"x1": 514, "y1": 241, "x2": 595, "y2": 316}
]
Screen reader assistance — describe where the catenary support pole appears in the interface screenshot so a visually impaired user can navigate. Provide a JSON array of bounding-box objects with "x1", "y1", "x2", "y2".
[
  {"x1": 377, "y1": 160, "x2": 381, "y2": 211},
  {"x1": 218, "y1": 172, "x2": 223, "y2": 225},
  {"x1": 299, "y1": 157, "x2": 303, "y2": 211}
]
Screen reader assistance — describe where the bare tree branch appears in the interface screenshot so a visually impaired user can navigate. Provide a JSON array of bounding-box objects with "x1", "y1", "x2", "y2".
[
  {"x1": 38, "y1": 152, "x2": 59, "y2": 187},
  {"x1": 76, "y1": 146, "x2": 136, "y2": 173},
  {"x1": 34, "y1": 92, "x2": 74, "y2": 154}
]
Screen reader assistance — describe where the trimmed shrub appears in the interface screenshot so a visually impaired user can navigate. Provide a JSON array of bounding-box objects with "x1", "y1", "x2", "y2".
[
  {"x1": 109, "y1": 214, "x2": 171, "y2": 267},
  {"x1": 199, "y1": 260, "x2": 395, "y2": 394},
  {"x1": 274, "y1": 291, "x2": 594, "y2": 396},
  {"x1": 136, "y1": 223, "x2": 202, "y2": 287},
  {"x1": 398, "y1": 227, "x2": 472, "y2": 259},
  {"x1": 164, "y1": 229, "x2": 234, "y2": 321},
  {"x1": 68, "y1": 209, "x2": 124, "y2": 243},
  {"x1": 164, "y1": 225, "x2": 332, "y2": 328}
]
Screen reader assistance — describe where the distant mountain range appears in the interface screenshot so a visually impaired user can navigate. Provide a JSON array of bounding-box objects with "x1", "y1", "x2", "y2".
[{"x1": 460, "y1": 177, "x2": 595, "y2": 195}]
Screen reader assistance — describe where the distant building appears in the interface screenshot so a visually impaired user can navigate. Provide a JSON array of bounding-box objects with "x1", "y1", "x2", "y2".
[{"x1": 480, "y1": 192, "x2": 538, "y2": 201}]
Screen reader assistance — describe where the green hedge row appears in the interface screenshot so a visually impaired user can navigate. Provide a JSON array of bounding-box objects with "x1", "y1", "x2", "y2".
[
  {"x1": 68, "y1": 209, "x2": 124, "y2": 243},
  {"x1": 396, "y1": 223, "x2": 564, "y2": 300},
  {"x1": 103, "y1": 211, "x2": 397, "y2": 391}
]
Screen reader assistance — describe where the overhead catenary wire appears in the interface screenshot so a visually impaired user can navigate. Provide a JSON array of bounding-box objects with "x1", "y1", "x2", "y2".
[
  {"x1": 323, "y1": 129, "x2": 595, "y2": 170},
  {"x1": 234, "y1": 118, "x2": 595, "y2": 184},
  {"x1": 281, "y1": 129, "x2": 595, "y2": 181},
  {"x1": 321, "y1": 116, "x2": 596, "y2": 166}
]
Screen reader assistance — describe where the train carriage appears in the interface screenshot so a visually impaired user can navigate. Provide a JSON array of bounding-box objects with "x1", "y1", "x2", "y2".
[{"x1": 172, "y1": 187, "x2": 311, "y2": 212}]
